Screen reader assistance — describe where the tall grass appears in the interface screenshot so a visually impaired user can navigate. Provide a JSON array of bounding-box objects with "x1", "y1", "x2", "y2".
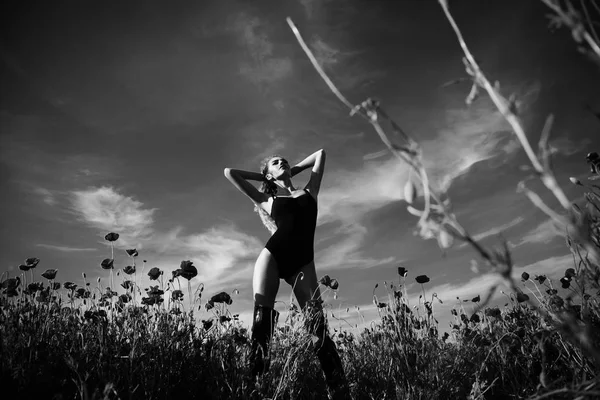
[{"x1": 3, "y1": 1, "x2": 600, "y2": 398}]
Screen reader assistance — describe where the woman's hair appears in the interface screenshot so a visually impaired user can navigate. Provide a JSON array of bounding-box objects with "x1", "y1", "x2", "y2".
[{"x1": 254, "y1": 155, "x2": 281, "y2": 235}]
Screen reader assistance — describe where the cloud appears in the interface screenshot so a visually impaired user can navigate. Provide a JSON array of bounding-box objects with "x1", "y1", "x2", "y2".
[
  {"x1": 32, "y1": 187, "x2": 57, "y2": 206},
  {"x1": 69, "y1": 186, "x2": 262, "y2": 291},
  {"x1": 36, "y1": 244, "x2": 97, "y2": 252},
  {"x1": 515, "y1": 219, "x2": 563, "y2": 247},
  {"x1": 316, "y1": 222, "x2": 395, "y2": 270},
  {"x1": 70, "y1": 186, "x2": 157, "y2": 247},
  {"x1": 157, "y1": 225, "x2": 263, "y2": 289},
  {"x1": 457, "y1": 217, "x2": 524, "y2": 248},
  {"x1": 231, "y1": 13, "x2": 293, "y2": 87}
]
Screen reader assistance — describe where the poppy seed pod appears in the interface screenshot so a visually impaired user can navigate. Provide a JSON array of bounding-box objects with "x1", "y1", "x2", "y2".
[
  {"x1": 397, "y1": 266, "x2": 408, "y2": 277},
  {"x1": 471, "y1": 295, "x2": 480, "y2": 303},
  {"x1": 415, "y1": 275, "x2": 430, "y2": 284},
  {"x1": 104, "y1": 232, "x2": 119, "y2": 242},
  {"x1": 521, "y1": 272, "x2": 530, "y2": 281},
  {"x1": 41, "y1": 269, "x2": 58, "y2": 280},
  {"x1": 534, "y1": 275, "x2": 546, "y2": 284}
]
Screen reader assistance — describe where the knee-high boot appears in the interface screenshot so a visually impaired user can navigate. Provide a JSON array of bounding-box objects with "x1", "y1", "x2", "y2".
[
  {"x1": 249, "y1": 304, "x2": 279, "y2": 378},
  {"x1": 305, "y1": 301, "x2": 351, "y2": 400}
]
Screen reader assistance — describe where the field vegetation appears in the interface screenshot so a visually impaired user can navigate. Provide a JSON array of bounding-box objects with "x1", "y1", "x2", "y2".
[{"x1": 2, "y1": 0, "x2": 600, "y2": 399}]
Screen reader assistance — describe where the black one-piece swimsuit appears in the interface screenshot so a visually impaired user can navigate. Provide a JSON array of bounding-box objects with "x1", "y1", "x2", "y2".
[{"x1": 265, "y1": 190, "x2": 318, "y2": 280}]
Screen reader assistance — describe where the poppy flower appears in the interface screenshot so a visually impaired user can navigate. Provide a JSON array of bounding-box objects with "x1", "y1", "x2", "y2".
[
  {"x1": 64, "y1": 282, "x2": 77, "y2": 291},
  {"x1": 104, "y1": 232, "x2": 119, "y2": 242},
  {"x1": 205, "y1": 301, "x2": 215, "y2": 310},
  {"x1": 101, "y1": 259, "x2": 114, "y2": 270},
  {"x1": 123, "y1": 265, "x2": 136, "y2": 275},
  {"x1": 202, "y1": 319, "x2": 213, "y2": 330},
  {"x1": 415, "y1": 275, "x2": 430, "y2": 284},
  {"x1": 210, "y1": 291, "x2": 232, "y2": 305},
  {"x1": 549, "y1": 295, "x2": 564, "y2": 309},
  {"x1": 521, "y1": 272, "x2": 530, "y2": 281},
  {"x1": 25, "y1": 257, "x2": 40, "y2": 268},
  {"x1": 18, "y1": 264, "x2": 31, "y2": 271},
  {"x1": 41, "y1": 269, "x2": 58, "y2": 280},
  {"x1": 121, "y1": 280, "x2": 134, "y2": 290},
  {"x1": 1, "y1": 277, "x2": 20, "y2": 290},
  {"x1": 105, "y1": 288, "x2": 118, "y2": 298},
  {"x1": 319, "y1": 275, "x2": 332, "y2": 286},
  {"x1": 471, "y1": 295, "x2": 480, "y2": 303},
  {"x1": 179, "y1": 260, "x2": 197, "y2": 280},
  {"x1": 141, "y1": 296, "x2": 163, "y2": 306},
  {"x1": 147, "y1": 267, "x2": 162, "y2": 280},
  {"x1": 565, "y1": 268, "x2": 576, "y2": 279},
  {"x1": 219, "y1": 315, "x2": 231, "y2": 323},
  {"x1": 52, "y1": 282, "x2": 61, "y2": 290},
  {"x1": 451, "y1": 309, "x2": 458, "y2": 316},
  {"x1": 125, "y1": 249, "x2": 138, "y2": 257},
  {"x1": 470, "y1": 313, "x2": 480, "y2": 323},
  {"x1": 172, "y1": 289, "x2": 184, "y2": 301},
  {"x1": 147, "y1": 286, "x2": 164, "y2": 297},
  {"x1": 119, "y1": 293, "x2": 131, "y2": 303},
  {"x1": 172, "y1": 269, "x2": 182, "y2": 279},
  {"x1": 516, "y1": 292, "x2": 529, "y2": 303},
  {"x1": 397, "y1": 266, "x2": 408, "y2": 277},
  {"x1": 27, "y1": 282, "x2": 42, "y2": 292},
  {"x1": 485, "y1": 308, "x2": 501, "y2": 318},
  {"x1": 534, "y1": 275, "x2": 546, "y2": 284},
  {"x1": 376, "y1": 302, "x2": 387, "y2": 308},
  {"x1": 329, "y1": 279, "x2": 339, "y2": 290},
  {"x1": 560, "y1": 277, "x2": 571, "y2": 289}
]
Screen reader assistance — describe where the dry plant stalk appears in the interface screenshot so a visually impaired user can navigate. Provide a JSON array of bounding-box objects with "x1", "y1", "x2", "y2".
[
  {"x1": 286, "y1": 0, "x2": 600, "y2": 366},
  {"x1": 540, "y1": 0, "x2": 600, "y2": 65}
]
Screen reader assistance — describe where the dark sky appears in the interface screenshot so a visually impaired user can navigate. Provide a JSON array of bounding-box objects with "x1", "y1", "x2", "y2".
[{"x1": 1, "y1": 0, "x2": 598, "y2": 330}]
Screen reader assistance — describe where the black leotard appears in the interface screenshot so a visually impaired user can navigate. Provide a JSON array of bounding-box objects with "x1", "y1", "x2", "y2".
[{"x1": 265, "y1": 190, "x2": 318, "y2": 280}]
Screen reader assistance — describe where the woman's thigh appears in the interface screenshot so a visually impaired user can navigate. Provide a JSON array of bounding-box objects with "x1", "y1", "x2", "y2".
[
  {"x1": 253, "y1": 248, "x2": 280, "y2": 308},
  {"x1": 285, "y1": 261, "x2": 321, "y2": 310}
]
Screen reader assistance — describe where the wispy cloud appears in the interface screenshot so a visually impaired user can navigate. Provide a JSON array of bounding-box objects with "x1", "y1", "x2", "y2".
[
  {"x1": 36, "y1": 244, "x2": 97, "y2": 252},
  {"x1": 457, "y1": 217, "x2": 524, "y2": 248},
  {"x1": 70, "y1": 186, "x2": 156, "y2": 247},
  {"x1": 231, "y1": 13, "x2": 293, "y2": 87},
  {"x1": 69, "y1": 186, "x2": 262, "y2": 291},
  {"x1": 316, "y1": 223, "x2": 395, "y2": 270},
  {"x1": 515, "y1": 219, "x2": 563, "y2": 247},
  {"x1": 32, "y1": 187, "x2": 57, "y2": 206}
]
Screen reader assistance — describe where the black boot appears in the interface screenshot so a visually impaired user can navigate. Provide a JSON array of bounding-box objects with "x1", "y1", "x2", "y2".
[
  {"x1": 249, "y1": 304, "x2": 279, "y2": 378},
  {"x1": 305, "y1": 300, "x2": 351, "y2": 400}
]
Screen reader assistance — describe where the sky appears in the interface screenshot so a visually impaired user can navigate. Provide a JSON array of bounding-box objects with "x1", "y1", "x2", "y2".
[{"x1": 1, "y1": 0, "x2": 598, "y2": 334}]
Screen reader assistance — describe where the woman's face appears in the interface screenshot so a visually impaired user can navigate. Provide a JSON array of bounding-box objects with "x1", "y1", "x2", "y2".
[{"x1": 266, "y1": 156, "x2": 290, "y2": 180}]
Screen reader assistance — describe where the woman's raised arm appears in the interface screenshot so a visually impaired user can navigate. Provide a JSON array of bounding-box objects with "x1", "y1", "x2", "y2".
[
  {"x1": 291, "y1": 149, "x2": 326, "y2": 196},
  {"x1": 224, "y1": 168, "x2": 269, "y2": 204}
]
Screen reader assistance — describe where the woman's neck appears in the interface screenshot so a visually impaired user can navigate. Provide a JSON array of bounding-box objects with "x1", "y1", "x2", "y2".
[{"x1": 274, "y1": 179, "x2": 295, "y2": 193}]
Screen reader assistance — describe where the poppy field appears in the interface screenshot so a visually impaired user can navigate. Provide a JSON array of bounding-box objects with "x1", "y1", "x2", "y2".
[
  {"x1": 1, "y1": 176, "x2": 600, "y2": 400},
  {"x1": 3, "y1": 1, "x2": 600, "y2": 399}
]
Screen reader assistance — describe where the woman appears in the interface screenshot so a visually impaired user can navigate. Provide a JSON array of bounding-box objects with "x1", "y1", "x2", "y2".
[{"x1": 224, "y1": 149, "x2": 350, "y2": 398}]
